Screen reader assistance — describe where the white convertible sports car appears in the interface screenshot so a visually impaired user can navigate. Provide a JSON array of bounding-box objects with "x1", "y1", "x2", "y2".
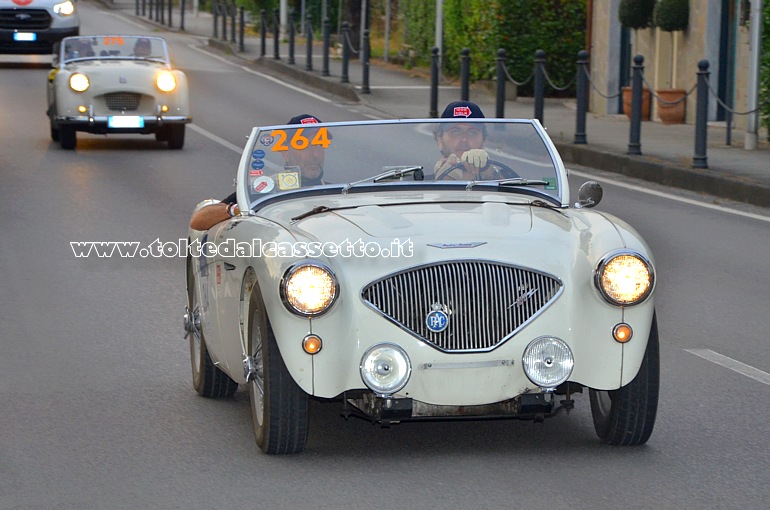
[
  {"x1": 185, "y1": 118, "x2": 658, "y2": 454},
  {"x1": 46, "y1": 35, "x2": 191, "y2": 149}
]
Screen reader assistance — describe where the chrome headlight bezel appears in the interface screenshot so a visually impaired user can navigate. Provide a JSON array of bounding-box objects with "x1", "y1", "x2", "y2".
[
  {"x1": 280, "y1": 262, "x2": 339, "y2": 317},
  {"x1": 594, "y1": 250, "x2": 655, "y2": 306},
  {"x1": 359, "y1": 343, "x2": 412, "y2": 395}
]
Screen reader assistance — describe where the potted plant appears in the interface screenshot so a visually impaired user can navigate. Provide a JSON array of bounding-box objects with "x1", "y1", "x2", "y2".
[
  {"x1": 653, "y1": 0, "x2": 690, "y2": 124},
  {"x1": 618, "y1": 0, "x2": 656, "y2": 120}
]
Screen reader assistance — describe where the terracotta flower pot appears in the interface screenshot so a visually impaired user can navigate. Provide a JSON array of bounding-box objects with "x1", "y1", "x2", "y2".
[
  {"x1": 622, "y1": 86, "x2": 651, "y2": 121},
  {"x1": 655, "y1": 88, "x2": 687, "y2": 124}
]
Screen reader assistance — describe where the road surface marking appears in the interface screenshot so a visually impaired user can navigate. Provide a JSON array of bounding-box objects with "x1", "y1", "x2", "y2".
[{"x1": 685, "y1": 349, "x2": 770, "y2": 386}]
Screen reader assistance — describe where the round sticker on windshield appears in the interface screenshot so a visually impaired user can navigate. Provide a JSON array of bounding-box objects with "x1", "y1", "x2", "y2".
[{"x1": 252, "y1": 176, "x2": 275, "y2": 194}]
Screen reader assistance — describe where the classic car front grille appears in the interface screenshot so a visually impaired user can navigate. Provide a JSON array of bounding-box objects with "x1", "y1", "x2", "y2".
[
  {"x1": 0, "y1": 9, "x2": 51, "y2": 30},
  {"x1": 362, "y1": 261, "x2": 562, "y2": 352},
  {"x1": 104, "y1": 93, "x2": 142, "y2": 111}
]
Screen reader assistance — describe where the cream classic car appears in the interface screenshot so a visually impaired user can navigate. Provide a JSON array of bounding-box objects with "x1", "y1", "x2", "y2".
[
  {"x1": 184, "y1": 118, "x2": 659, "y2": 454},
  {"x1": 0, "y1": 0, "x2": 79, "y2": 54},
  {"x1": 46, "y1": 35, "x2": 191, "y2": 149}
]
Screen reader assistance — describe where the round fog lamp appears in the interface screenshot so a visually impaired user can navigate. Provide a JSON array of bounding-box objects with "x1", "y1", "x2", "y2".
[
  {"x1": 522, "y1": 336, "x2": 574, "y2": 389},
  {"x1": 360, "y1": 343, "x2": 411, "y2": 395}
]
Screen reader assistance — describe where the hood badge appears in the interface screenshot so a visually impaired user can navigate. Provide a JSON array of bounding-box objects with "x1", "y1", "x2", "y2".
[
  {"x1": 427, "y1": 242, "x2": 487, "y2": 249},
  {"x1": 426, "y1": 303, "x2": 450, "y2": 333},
  {"x1": 119, "y1": 76, "x2": 128, "y2": 84}
]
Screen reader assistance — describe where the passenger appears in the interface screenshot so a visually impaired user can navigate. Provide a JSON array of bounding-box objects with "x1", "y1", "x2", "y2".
[{"x1": 189, "y1": 114, "x2": 327, "y2": 231}]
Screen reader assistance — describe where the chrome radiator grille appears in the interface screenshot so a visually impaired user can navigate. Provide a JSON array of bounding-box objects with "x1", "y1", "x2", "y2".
[
  {"x1": 104, "y1": 93, "x2": 142, "y2": 111},
  {"x1": 362, "y1": 261, "x2": 562, "y2": 352}
]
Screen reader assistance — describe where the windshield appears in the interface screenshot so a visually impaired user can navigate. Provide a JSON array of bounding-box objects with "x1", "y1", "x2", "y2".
[
  {"x1": 59, "y1": 36, "x2": 169, "y2": 65},
  {"x1": 237, "y1": 119, "x2": 566, "y2": 211}
]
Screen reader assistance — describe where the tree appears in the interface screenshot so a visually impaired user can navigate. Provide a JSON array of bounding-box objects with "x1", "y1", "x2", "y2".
[{"x1": 618, "y1": 0, "x2": 656, "y2": 49}]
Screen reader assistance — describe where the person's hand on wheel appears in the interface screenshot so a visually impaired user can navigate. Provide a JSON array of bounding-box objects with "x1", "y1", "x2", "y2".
[
  {"x1": 434, "y1": 154, "x2": 464, "y2": 180},
  {"x1": 461, "y1": 148, "x2": 489, "y2": 170}
]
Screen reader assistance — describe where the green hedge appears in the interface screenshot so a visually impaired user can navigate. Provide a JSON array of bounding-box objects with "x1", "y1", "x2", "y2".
[{"x1": 402, "y1": 0, "x2": 587, "y2": 96}]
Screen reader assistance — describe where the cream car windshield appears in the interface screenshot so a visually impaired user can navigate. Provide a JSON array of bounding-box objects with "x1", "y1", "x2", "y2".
[
  {"x1": 60, "y1": 36, "x2": 169, "y2": 64},
  {"x1": 241, "y1": 119, "x2": 562, "y2": 209}
]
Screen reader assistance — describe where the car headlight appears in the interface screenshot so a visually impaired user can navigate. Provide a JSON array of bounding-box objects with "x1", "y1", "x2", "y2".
[
  {"x1": 69, "y1": 73, "x2": 89, "y2": 92},
  {"x1": 360, "y1": 343, "x2": 411, "y2": 395},
  {"x1": 156, "y1": 71, "x2": 177, "y2": 92},
  {"x1": 281, "y1": 263, "x2": 338, "y2": 317},
  {"x1": 522, "y1": 336, "x2": 574, "y2": 389},
  {"x1": 595, "y1": 251, "x2": 654, "y2": 306},
  {"x1": 53, "y1": 1, "x2": 75, "y2": 15}
]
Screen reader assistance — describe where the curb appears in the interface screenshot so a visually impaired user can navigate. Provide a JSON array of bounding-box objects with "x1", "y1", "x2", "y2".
[{"x1": 554, "y1": 141, "x2": 770, "y2": 208}]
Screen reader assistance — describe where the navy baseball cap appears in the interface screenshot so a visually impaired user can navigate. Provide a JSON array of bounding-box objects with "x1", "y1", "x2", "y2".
[
  {"x1": 440, "y1": 101, "x2": 485, "y2": 119},
  {"x1": 288, "y1": 114, "x2": 322, "y2": 125}
]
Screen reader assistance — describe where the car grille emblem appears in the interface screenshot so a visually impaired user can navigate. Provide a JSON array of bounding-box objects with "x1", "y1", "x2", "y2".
[
  {"x1": 425, "y1": 303, "x2": 450, "y2": 333},
  {"x1": 16, "y1": 14, "x2": 32, "y2": 20}
]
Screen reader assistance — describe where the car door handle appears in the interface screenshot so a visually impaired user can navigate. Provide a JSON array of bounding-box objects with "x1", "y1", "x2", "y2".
[{"x1": 224, "y1": 262, "x2": 236, "y2": 271}]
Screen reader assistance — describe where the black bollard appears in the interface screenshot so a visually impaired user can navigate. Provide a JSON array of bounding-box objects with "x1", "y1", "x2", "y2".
[
  {"x1": 305, "y1": 15, "x2": 313, "y2": 71},
  {"x1": 627, "y1": 55, "x2": 644, "y2": 155},
  {"x1": 460, "y1": 48, "x2": 470, "y2": 101},
  {"x1": 495, "y1": 48, "x2": 506, "y2": 118},
  {"x1": 534, "y1": 50, "x2": 545, "y2": 124},
  {"x1": 341, "y1": 22, "x2": 350, "y2": 83},
  {"x1": 180, "y1": 0, "x2": 186, "y2": 31},
  {"x1": 574, "y1": 50, "x2": 589, "y2": 144},
  {"x1": 142, "y1": 0, "x2": 145, "y2": 17},
  {"x1": 288, "y1": 11, "x2": 295, "y2": 65},
  {"x1": 322, "y1": 18, "x2": 330, "y2": 77},
  {"x1": 231, "y1": 1, "x2": 236, "y2": 43},
  {"x1": 136, "y1": 0, "x2": 139, "y2": 16},
  {"x1": 238, "y1": 7, "x2": 245, "y2": 52},
  {"x1": 693, "y1": 60, "x2": 710, "y2": 169},
  {"x1": 362, "y1": 29, "x2": 371, "y2": 94},
  {"x1": 260, "y1": 9, "x2": 266, "y2": 57},
  {"x1": 212, "y1": 2, "x2": 218, "y2": 38},
  {"x1": 273, "y1": 8, "x2": 280, "y2": 59},
  {"x1": 221, "y1": 1, "x2": 227, "y2": 41},
  {"x1": 159, "y1": 0, "x2": 163, "y2": 25},
  {"x1": 168, "y1": 0, "x2": 172, "y2": 28},
  {"x1": 430, "y1": 47, "x2": 439, "y2": 118}
]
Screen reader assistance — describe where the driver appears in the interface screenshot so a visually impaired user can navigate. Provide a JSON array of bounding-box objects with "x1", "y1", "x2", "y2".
[
  {"x1": 434, "y1": 101, "x2": 496, "y2": 181},
  {"x1": 189, "y1": 114, "x2": 326, "y2": 231},
  {"x1": 132, "y1": 38, "x2": 152, "y2": 57}
]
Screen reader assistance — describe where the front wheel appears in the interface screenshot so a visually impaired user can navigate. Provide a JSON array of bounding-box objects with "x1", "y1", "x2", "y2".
[
  {"x1": 59, "y1": 126, "x2": 76, "y2": 150},
  {"x1": 167, "y1": 124, "x2": 185, "y2": 149},
  {"x1": 589, "y1": 312, "x2": 660, "y2": 445},
  {"x1": 247, "y1": 284, "x2": 309, "y2": 454}
]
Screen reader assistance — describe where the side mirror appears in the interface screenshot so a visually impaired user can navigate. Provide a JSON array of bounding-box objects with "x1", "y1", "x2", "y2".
[
  {"x1": 575, "y1": 181, "x2": 603, "y2": 208},
  {"x1": 51, "y1": 42, "x2": 60, "y2": 67}
]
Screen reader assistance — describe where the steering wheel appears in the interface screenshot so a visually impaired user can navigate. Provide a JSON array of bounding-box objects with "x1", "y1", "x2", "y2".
[{"x1": 436, "y1": 159, "x2": 519, "y2": 180}]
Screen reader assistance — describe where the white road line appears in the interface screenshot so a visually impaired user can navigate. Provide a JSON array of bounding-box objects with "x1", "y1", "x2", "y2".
[
  {"x1": 188, "y1": 124, "x2": 243, "y2": 154},
  {"x1": 685, "y1": 349, "x2": 770, "y2": 386},
  {"x1": 189, "y1": 45, "x2": 331, "y2": 102},
  {"x1": 569, "y1": 169, "x2": 770, "y2": 223}
]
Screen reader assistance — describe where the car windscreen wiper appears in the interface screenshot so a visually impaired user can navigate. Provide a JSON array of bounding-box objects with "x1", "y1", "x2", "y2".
[
  {"x1": 498, "y1": 178, "x2": 550, "y2": 187},
  {"x1": 342, "y1": 165, "x2": 424, "y2": 194}
]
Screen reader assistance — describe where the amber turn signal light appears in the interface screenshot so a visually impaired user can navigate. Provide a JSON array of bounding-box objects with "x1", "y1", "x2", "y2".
[
  {"x1": 303, "y1": 334, "x2": 323, "y2": 354},
  {"x1": 613, "y1": 323, "x2": 633, "y2": 343}
]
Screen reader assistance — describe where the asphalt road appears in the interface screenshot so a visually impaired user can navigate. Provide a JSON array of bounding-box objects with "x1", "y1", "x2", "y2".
[{"x1": 1, "y1": 3, "x2": 770, "y2": 509}]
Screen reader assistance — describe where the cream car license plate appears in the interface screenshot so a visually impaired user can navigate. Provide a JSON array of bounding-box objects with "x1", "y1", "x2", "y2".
[
  {"x1": 108, "y1": 116, "x2": 144, "y2": 128},
  {"x1": 14, "y1": 33, "x2": 37, "y2": 42}
]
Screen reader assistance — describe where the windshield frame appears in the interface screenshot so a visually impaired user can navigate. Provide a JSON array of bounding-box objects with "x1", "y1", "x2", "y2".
[
  {"x1": 57, "y1": 35, "x2": 171, "y2": 67},
  {"x1": 236, "y1": 118, "x2": 569, "y2": 214}
]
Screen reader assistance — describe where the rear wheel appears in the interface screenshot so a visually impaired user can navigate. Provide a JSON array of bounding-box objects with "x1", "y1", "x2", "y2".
[
  {"x1": 187, "y1": 259, "x2": 238, "y2": 398},
  {"x1": 247, "y1": 283, "x2": 309, "y2": 454},
  {"x1": 589, "y1": 312, "x2": 659, "y2": 445},
  {"x1": 59, "y1": 126, "x2": 76, "y2": 150},
  {"x1": 167, "y1": 124, "x2": 185, "y2": 149}
]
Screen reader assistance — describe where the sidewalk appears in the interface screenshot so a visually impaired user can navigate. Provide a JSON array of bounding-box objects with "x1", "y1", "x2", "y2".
[{"x1": 106, "y1": 1, "x2": 770, "y2": 208}]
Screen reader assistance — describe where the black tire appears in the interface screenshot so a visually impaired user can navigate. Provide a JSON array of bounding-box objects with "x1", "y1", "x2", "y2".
[
  {"x1": 50, "y1": 122, "x2": 60, "y2": 142},
  {"x1": 60, "y1": 126, "x2": 76, "y2": 150},
  {"x1": 187, "y1": 260, "x2": 238, "y2": 398},
  {"x1": 155, "y1": 126, "x2": 169, "y2": 142},
  {"x1": 589, "y1": 312, "x2": 660, "y2": 445},
  {"x1": 167, "y1": 124, "x2": 185, "y2": 149},
  {"x1": 247, "y1": 283, "x2": 309, "y2": 454}
]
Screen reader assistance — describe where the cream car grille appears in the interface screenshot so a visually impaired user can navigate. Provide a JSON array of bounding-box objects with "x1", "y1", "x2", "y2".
[
  {"x1": 362, "y1": 261, "x2": 562, "y2": 352},
  {"x1": 0, "y1": 9, "x2": 51, "y2": 30},
  {"x1": 104, "y1": 93, "x2": 142, "y2": 111}
]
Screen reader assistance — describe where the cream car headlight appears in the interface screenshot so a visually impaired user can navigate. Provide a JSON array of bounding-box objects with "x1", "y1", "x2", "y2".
[
  {"x1": 156, "y1": 71, "x2": 177, "y2": 92},
  {"x1": 522, "y1": 336, "x2": 574, "y2": 389},
  {"x1": 53, "y1": 1, "x2": 75, "y2": 15},
  {"x1": 69, "y1": 73, "x2": 89, "y2": 92},
  {"x1": 281, "y1": 263, "x2": 338, "y2": 317},
  {"x1": 595, "y1": 251, "x2": 654, "y2": 306},
  {"x1": 360, "y1": 343, "x2": 411, "y2": 395}
]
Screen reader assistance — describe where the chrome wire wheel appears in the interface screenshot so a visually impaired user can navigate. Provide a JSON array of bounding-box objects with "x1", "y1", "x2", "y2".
[{"x1": 249, "y1": 308, "x2": 266, "y2": 428}]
